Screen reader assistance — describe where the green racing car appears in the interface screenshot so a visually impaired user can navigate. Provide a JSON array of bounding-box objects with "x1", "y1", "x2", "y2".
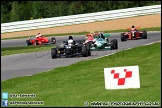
[{"x1": 85, "y1": 32, "x2": 118, "y2": 51}]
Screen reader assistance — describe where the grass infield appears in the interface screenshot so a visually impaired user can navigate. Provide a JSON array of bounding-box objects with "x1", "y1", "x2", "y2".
[{"x1": 1, "y1": 45, "x2": 56, "y2": 56}]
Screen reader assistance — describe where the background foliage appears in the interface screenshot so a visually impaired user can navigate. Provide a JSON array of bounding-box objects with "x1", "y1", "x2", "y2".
[{"x1": 1, "y1": 1, "x2": 161, "y2": 23}]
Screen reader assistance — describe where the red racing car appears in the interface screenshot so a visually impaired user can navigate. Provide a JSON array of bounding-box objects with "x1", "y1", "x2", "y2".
[
  {"x1": 26, "y1": 36, "x2": 56, "y2": 46},
  {"x1": 84, "y1": 31, "x2": 99, "y2": 44},
  {"x1": 121, "y1": 26, "x2": 147, "y2": 42}
]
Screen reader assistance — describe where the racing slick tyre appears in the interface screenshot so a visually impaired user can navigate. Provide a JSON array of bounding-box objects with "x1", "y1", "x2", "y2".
[
  {"x1": 113, "y1": 39, "x2": 118, "y2": 49},
  {"x1": 51, "y1": 48, "x2": 58, "y2": 59},
  {"x1": 86, "y1": 42, "x2": 91, "y2": 56},
  {"x1": 26, "y1": 40, "x2": 31, "y2": 46},
  {"x1": 110, "y1": 40, "x2": 115, "y2": 50},
  {"x1": 51, "y1": 37, "x2": 56, "y2": 44},
  {"x1": 121, "y1": 33, "x2": 126, "y2": 42},
  {"x1": 82, "y1": 46, "x2": 88, "y2": 57},
  {"x1": 35, "y1": 40, "x2": 39, "y2": 45},
  {"x1": 142, "y1": 31, "x2": 147, "y2": 39}
]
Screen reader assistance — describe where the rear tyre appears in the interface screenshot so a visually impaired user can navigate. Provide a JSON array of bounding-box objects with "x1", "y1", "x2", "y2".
[
  {"x1": 142, "y1": 31, "x2": 147, "y2": 39},
  {"x1": 110, "y1": 40, "x2": 115, "y2": 50},
  {"x1": 82, "y1": 46, "x2": 88, "y2": 57},
  {"x1": 51, "y1": 48, "x2": 57, "y2": 59},
  {"x1": 113, "y1": 39, "x2": 118, "y2": 49}
]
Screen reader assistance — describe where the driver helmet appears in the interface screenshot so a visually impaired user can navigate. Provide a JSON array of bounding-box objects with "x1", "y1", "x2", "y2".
[
  {"x1": 37, "y1": 33, "x2": 42, "y2": 37},
  {"x1": 132, "y1": 25, "x2": 135, "y2": 28},
  {"x1": 68, "y1": 39, "x2": 74, "y2": 45},
  {"x1": 90, "y1": 31, "x2": 94, "y2": 34},
  {"x1": 69, "y1": 36, "x2": 73, "y2": 40}
]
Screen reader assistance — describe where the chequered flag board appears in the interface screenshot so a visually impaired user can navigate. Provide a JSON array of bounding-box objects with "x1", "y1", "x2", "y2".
[{"x1": 104, "y1": 65, "x2": 140, "y2": 89}]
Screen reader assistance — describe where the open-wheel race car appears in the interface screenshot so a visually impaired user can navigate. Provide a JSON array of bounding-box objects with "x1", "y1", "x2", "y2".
[
  {"x1": 26, "y1": 36, "x2": 56, "y2": 46},
  {"x1": 84, "y1": 31, "x2": 99, "y2": 44},
  {"x1": 121, "y1": 26, "x2": 147, "y2": 42},
  {"x1": 51, "y1": 36, "x2": 91, "y2": 59},
  {"x1": 84, "y1": 32, "x2": 118, "y2": 51}
]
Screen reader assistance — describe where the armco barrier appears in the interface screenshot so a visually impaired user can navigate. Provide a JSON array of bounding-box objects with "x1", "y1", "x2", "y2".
[{"x1": 1, "y1": 5, "x2": 161, "y2": 33}]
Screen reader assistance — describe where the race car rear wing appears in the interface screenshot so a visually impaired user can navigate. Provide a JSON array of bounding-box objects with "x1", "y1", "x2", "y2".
[
  {"x1": 104, "y1": 33, "x2": 111, "y2": 37},
  {"x1": 94, "y1": 33, "x2": 111, "y2": 38},
  {"x1": 86, "y1": 33, "x2": 99, "y2": 37},
  {"x1": 126, "y1": 26, "x2": 141, "y2": 30}
]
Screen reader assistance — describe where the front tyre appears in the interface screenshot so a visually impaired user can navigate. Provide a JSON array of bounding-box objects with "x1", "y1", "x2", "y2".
[
  {"x1": 86, "y1": 42, "x2": 91, "y2": 56},
  {"x1": 51, "y1": 37, "x2": 56, "y2": 44},
  {"x1": 121, "y1": 33, "x2": 125, "y2": 42},
  {"x1": 26, "y1": 40, "x2": 31, "y2": 46},
  {"x1": 35, "y1": 40, "x2": 39, "y2": 45}
]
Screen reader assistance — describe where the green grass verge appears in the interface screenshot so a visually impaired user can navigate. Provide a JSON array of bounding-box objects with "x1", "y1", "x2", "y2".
[
  {"x1": 1, "y1": 27, "x2": 161, "y2": 40},
  {"x1": 1, "y1": 45, "x2": 56, "y2": 56},
  {"x1": 1, "y1": 42, "x2": 161, "y2": 107}
]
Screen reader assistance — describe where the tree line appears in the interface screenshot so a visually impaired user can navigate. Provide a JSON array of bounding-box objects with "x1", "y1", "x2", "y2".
[{"x1": 1, "y1": 1, "x2": 160, "y2": 23}]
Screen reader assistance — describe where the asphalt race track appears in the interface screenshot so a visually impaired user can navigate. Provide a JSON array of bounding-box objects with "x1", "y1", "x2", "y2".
[
  {"x1": 1, "y1": 32, "x2": 161, "y2": 81},
  {"x1": 1, "y1": 35, "x2": 86, "y2": 48}
]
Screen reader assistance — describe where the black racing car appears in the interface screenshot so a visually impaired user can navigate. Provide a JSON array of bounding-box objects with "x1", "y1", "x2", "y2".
[{"x1": 51, "y1": 36, "x2": 91, "y2": 59}]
